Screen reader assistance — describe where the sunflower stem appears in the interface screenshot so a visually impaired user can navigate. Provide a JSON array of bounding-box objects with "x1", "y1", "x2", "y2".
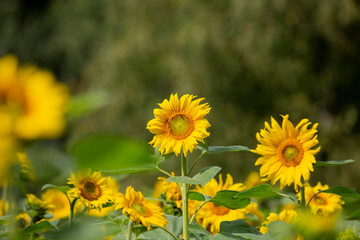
[
  {"x1": 69, "y1": 198, "x2": 78, "y2": 226},
  {"x1": 159, "y1": 226, "x2": 180, "y2": 240},
  {"x1": 156, "y1": 166, "x2": 172, "y2": 178},
  {"x1": 300, "y1": 179, "x2": 306, "y2": 208},
  {"x1": 127, "y1": 219, "x2": 132, "y2": 240},
  {"x1": 189, "y1": 200, "x2": 208, "y2": 224},
  {"x1": 188, "y1": 151, "x2": 207, "y2": 176},
  {"x1": 181, "y1": 152, "x2": 189, "y2": 240}
]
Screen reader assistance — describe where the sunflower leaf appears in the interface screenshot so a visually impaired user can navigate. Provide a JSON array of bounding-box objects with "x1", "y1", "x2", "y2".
[
  {"x1": 166, "y1": 166, "x2": 221, "y2": 186},
  {"x1": 197, "y1": 139, "x2": 209, "y2": 151},
  {"x1": 198, "y1": 145, "x2": 250, "y2": 154},
  {"x1": 188, "y1": 192, "x2": 211, "y2": 201},
  {"x1": 71, "y1": 135, "x2": 157, "y2": 174},
  {"x1": 23, "y1": 221, "x2": 55, "y2": 233},
  {"x1": 41, "y1": 184, "x2": 70, "y2": 195},
  {"x1": 346, "y1": 209, "x2": 360, "y2": 220},
  {"x1": 315, "y1": 159, "x2": 354, "y2": 167},
  {"x1": 209, "y1": 190, "x2": 251, "y2": 209},
  {"x1": 233, "y1": 184, "x2": 282, "y2": 198},
  {"x1": 321, "y1": 186, "x2": 360, "y2": 198}
]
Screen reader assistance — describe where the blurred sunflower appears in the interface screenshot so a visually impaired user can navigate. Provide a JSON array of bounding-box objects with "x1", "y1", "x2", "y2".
[
  {"x1": 116, "y1": 186, "x2": 167, "y2": 230},
  {"x1": 260, "y1": 209, "x2": 298, "y2": 234},
  {"x1": 0, "y1": 198, "x2": 9, "y2": 216},
  {"x1": 245, "y1": 171, "x2": 261, "y2": 189},
  {"x1": 297, "y1": 182, "x2": 343, "y2": 216},
  {"x1": 15, "y1": 213, "x2": 31, "y2": 229},
  {"x1": 41, "y1": 189, "x2": 70, "y2": 220},
  {"x1": 67, "y1": 169, "x2": 114, "y2": 210},
  {"x1": 154, "y1": 172, "x2": 182, "y2": 209},
  {"x1": 0, "y1": 54, "x2": 69, "y2": 140},
  {"x1": 17, "y1": 153, "x2": 35, "y2": 181},
  {"x1": 194, "y1": 174, "x2": 247, "y2": 234},
  {"x1": 26, "y1": 194, "x2": 54, "y2": 223},
  {"x1": 252, "y1": 114, "x2": 320, "y2": 191},
  {"x1": 147, "y1": 93, "x2": 211, "y2": 157}
]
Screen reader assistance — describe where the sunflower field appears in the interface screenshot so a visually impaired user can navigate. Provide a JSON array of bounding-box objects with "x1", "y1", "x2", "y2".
[{"x1": 1, "y1": 0, "x2": 360, "y2": 240}]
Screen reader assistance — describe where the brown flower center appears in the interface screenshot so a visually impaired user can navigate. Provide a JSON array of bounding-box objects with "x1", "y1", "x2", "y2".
[
  {"x1": 168, "y1": 114, "x2": 194, "y2": 140},
  {"x1": 79, "y1": 180, "x2": 101, "y2": 201},
  {"x1": 278, "y1": 139, "x2": 304, "y2": 167}
]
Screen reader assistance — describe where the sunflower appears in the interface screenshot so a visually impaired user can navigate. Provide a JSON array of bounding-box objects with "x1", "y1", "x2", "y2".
[
  {"x1": 297, "y1": 182, "x2": 343, "y2": 216},
  {"x1": 116, "y1": 186, "x2": 167, "y2": 230},
  {"x1": 245, "y1": 202, "x2": 264, "y2": 227},
  {"x1": 26, "y1": 194, "x2": 54, "y2": 223},
  {"x1": 194, "y1": 174, "x2": 247, "y2": 234},
  {"x1": 260, "y1": 209, "x2": 298, "y2": 234},
  {"x1": 41, "y1": 189, "x2": 70, "y2": 220},
  {"x1": 154, "y1": 172, "x2": 182, "y2": 209},
  {"x1": 67, "y1": 169, "x2": 114, "y2": 210},
  {"x1": 252, "y1": 114, "x2": 320, "y2": 191},
  {"x1": 0, "y1": 54, "x2": 69, "y2": 140},
  {"x1": 15, "y1": 213, "x2": 31, "y2": 229},
  {"x1": 147, "y1": 93, "x2": 211, "y2": 157}
]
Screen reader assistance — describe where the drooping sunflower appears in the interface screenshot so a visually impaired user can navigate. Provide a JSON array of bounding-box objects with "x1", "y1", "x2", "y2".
[
  {"x1": 260, "y1": 209, "x2": 298, "y2": 234},
  {"x1": 252, "y1": 114, "x2": 320, "y2": 191},
  {"x1": 297, "y1": 182, "x2": 343, "y2": 216},
  {"x1": 147, "y1": 93, "x2": 211, "y2": 157},
  {"x1": 115, "y1": 186, "x2": 167, "y2": 230},
  {"x1": 194, "y1": 174, "x2": 248, "y2": 234},
  {"x1": 41, "y1": 189, "x2": 70, "y2": 220},
  {"x1": 0, "y1": 54, "x2": 69, "y2": 140},
  {"x1": 67, "y1": 169, "x2": 114, "y2": 210}
]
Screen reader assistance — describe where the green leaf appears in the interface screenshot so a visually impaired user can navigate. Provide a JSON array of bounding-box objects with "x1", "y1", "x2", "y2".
[
  {"x1": 209, "y1": 190, "x2": 251, "y2": 209},
  {"x1": 233, "y1": 184, "x2": 282, "y2": 198},
  {"x1": 154, "y1": 147, "x2": 173, "y2": 166},
  {"x1": 197, "y1": 139, "x2": 209, "y2": 151},
  {"x1": 189, "y1": 222, "x2": 211, "y2": 240},
  {"x1": 138, "y1": 228, "x2": 175, "y2": 240},
  {"x1": 166, "y1": 215, "x2": 183, "y2": 239},
  {"x1": 315, "y1": 159, "x2": 354, "y2": 167},
  {"x1": 23, "y1": 221, "x2": 54, "y2": 233},
  {"x1": 188, "y1": 191, "x2": 210, "y2": 201},
  {"x1": 219, "y1": 219, "x2": 260, "y2": 235},
  {"x1": 234, "y1": 233, "x2": 273, "y2": 240},
  {"x1": 322, "y1": 186, "x2": 360, "y2": 198},
  {"x1": 166, "y1": 166, "x2": 221, "y2": 186},
  {"x1": 71, "y1": 135, "x2": 156, "y2": 174},
  {"x1": 198, "y1": 145, "x2": 250, "y2": 154},
  {"x1": 267, "y1": 221, "x2": 295, "y2": 240},
  {"x1": 41, "y1": 184, "x2": 70, "y2": 195},
  {"x1": 347, "y1": 209, "x2": 360, "y2": 220}
]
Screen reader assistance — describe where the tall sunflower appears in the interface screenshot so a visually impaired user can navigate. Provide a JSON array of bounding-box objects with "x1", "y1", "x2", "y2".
[
  {"x1": 252, "y1": 115, "x2": 320, "y2": 191},
  {"x1": 297, "y1": 182, "x2": 343, "y2": 216},
  {"x1": 67, "y1": 169, "x2": 114, "y2": 210},
  {"x1": 194, "y1": 174, "x2": 247, "y2": 234},
  {"x1": 116, "y1": 186, "x2": 167, "y2": 230},
  {"x1": 0, "y1": 54, "x2": 69, "y2": 140},
  {"x1": 147, "y1": 93, "x2": 211, "y2": 157}
]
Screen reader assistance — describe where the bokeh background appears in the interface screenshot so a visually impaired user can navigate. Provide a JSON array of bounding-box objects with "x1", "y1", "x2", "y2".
[{"x1": 1, "y1": 0, "x2": 360, "y2": 192}]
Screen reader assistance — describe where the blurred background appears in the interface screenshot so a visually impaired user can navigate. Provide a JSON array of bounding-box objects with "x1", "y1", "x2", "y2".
[{"x1": 1, "y1": 0, "x2": 360, "y2": 192}]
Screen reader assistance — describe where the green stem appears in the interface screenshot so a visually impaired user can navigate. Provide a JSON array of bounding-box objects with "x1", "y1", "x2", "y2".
[
  {"x1": 156, "y1": 166, "x2": 172, "y2": 178},
  {"x1": 69, "y1": 198, "x2": 78, "y2": 225},
  {"x1": 181, "y1": 152, "x2": 189, "y2": 240},
  {"x1": 2, "y1": 179, "x2": 7, "y2": 215},
  {"x1": 159, "y1": 226, "x2": 180, "y2": 240},
  {"x1": 306, "y1": 191, "x2": 323, "y2": 208},
  {"x1": 189, "y1": 200, "x2": 208, "y2": 224},
  {"x1": 300, "y1": 179, "x2": 306, "y2": 208},
  {"x1": 188, "y1": 151, "x2": 207, "y2": 175},
  {"x1": 127, "y1": 219, "x2": 132, "y2": 240}
]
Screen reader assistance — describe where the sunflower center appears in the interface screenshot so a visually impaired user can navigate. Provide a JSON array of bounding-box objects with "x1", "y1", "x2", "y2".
[
  {"x1": 278, "y1": 139, "x2": 304, "y2": 167},
  {"x1": 168, "y1": 114, "x2": 194, "y2": 139},
  {"x1": 211, "y1": 203, "x2": 230, "y2": 215},
  {"x1": 80, "y1": 180, "x2": 101, "y2": 201},
  {"x1": 132, "y1": 202, "x2": 147, "y2": 215}
]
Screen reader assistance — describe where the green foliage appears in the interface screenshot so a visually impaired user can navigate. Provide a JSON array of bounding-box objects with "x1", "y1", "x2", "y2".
[
  {"x1": 166, "y1": 166, "x2": 221, "y2": 186},
  {"x1": 315, "y1": 160, "x2": 355, "y2": 167}
]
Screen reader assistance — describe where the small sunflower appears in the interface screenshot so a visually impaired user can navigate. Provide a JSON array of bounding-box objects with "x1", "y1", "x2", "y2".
[
  {"x1": 194, "y1": 174, "x2": 247, "y2": 234},
  {"x1": 297, "y1": 182, "x2": 343, "y2": 216},
  {"x1": 147, "y1": 93, "x2": 211, "y2": 157},
  {"x1": 154, "y1": 172, "x2": 182, "y2": 209},
  {"x1": 15, "y1": 213, "x2": 31, "y2": 229},
  {"x1": 116, "y1": 186, "x2": 167, "y2": 230},
  {"x1": 41, "y1": 189, "x2": 70, "y2": 220},
  {"x1": 67, "y1": 169, "x2": 114, "y2": 210},
  {"x1": 252, "y1": 114, "x2": 320, "y2": 191},
  {"x1": 260, "y1": 209, "x2": 298, "y2": 234}
]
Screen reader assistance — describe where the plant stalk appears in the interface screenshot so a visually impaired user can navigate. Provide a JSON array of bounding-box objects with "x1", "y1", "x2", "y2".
[
  {"x1": 127, "y1": 219, "x2": 132, "y2": 240},
  {"x1": 300, "y1": 179, "x2": 306, "y2": 208},
  {"x1": 181, "y1": 152, "x2": 189, "y2": 240}
]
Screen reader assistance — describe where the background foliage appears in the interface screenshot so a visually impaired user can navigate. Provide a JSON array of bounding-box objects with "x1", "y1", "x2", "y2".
[{"x1": 1, "y1": 0, "x2": 360, "y2": 190}]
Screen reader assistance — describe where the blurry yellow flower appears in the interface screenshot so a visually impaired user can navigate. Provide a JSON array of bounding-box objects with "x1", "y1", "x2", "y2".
[
  {"x1": 194, "y1": 174, "x2": 247, "y2": 234},
  {"x1": 0, "y1": 137, "x2": 16, "y2": 187},
  {"x1": 26, "y1": 193, "x2": 54, "y2": 223},
  {"x1": 41, "y1": 189, "x2": 70, "y2": 220},
  {"x1": 17, "y1": 153, "x2": 35, "y2": 181},
  {"x1": 0, "y1": 198, "x2": 9, "y2": 216},
  {"x1": 245, "y1": 171, "x2": 261, "y2": 189},
  {"x1": 154, "y1": 172, "x2": 182, "y2": 209},
  {"x1": 260, "y1": 209, "x2": 298, "y2": 234},
  {"x1": 67, "y1": 169, "x2": 114, "y2": 210},
  {"x1": 15, "y1": 213, "x2": 30, "y2": 229},
  {"x1": 252, "y1": 115, "x2": 320, "y2": 191},
  {"x1": 0, "y1": 54, "x2": 69, "y2": 140},
  {"x1": 297, "y1": 182, "x2": 343, "y2": 216},
  {"x1": 147, "y1": 93, "x2": 211, "y2": 157},
  {"x1": 115, "y1": 186, "x2": 167, "y2": 230},
  {"x1": 245, "y1": 202, "x2": 264, "y2": 226}
]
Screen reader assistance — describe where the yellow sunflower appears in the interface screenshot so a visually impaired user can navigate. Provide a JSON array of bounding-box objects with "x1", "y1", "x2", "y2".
[
  {"x1": 297, "y1": 182, "x2": 343, "y2": 216},
  {"x1": 41, "y1": 189, "x2": 70, "y2": 220},
  {"x1": 154, "y1": 172, "x2": 182, "y2": 208},
  {"x1": 67, "y1": 169, "x2": 114, "y2": 210},
  {"x1": 0, "y1": 54, "x2": 69, "y2": 140},
  {"x1": 260, "y1": 209, "x2": 298, "y2": 234},
  {"x1": 252, "y1": 114, "x2": 320, "y2": 191},
  {"x1": 15, "y1": 213, "x2": 31, "y2": 229},
  {"x1": 147, "y1": 93, "x2": 211, "y2": 157},
  {"x1": 116, "y1": 186, "x2": 167, "y2": 230},
  {"x1": 245, "y1": 202, "x2": 264, "y2": 227},
  {"x1": 194, "y1": 174, "x2": 247, "y2": 234}
]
